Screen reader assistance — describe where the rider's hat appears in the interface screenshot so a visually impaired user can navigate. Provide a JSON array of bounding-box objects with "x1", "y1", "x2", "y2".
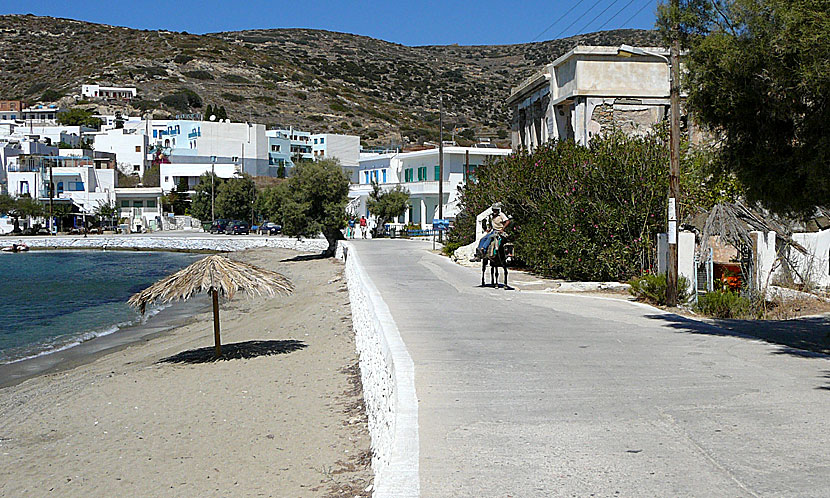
[{"x1": 491, "y1": 202, "x2": 503, "y2": 210}]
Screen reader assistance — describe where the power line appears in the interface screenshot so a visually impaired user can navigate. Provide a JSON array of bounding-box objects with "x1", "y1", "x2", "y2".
[
  {"x1": 550, "y1": 0, "x2": 608, "y2": 40},
  {"x1": 573, "y1": 0, "x2": 625, "y2": 36},
  {"x1": 532, "y1": 0, "x2": 588, "y2": 41},
  {"x1": 595, "y1": 0, "x2": 640, "y2": 32},
  {"x1": 619, "y1": 0, "x2": 654, "y2": 28}
]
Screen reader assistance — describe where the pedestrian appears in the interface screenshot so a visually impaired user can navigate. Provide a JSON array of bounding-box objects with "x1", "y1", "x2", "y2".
[
  {"x1": 359, "y1": 216, "x2": 367, "y2": 239},
  {"x1": 347, "y1": 218, "x2": 356, "y2": 239}
]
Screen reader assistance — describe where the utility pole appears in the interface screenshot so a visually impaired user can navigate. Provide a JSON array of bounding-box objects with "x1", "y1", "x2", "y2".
[
  {"x1": 48, "y1": 159, "x2": 54, "y2": 235},
  {"x1": 666, "y1": 0, "x2": 681, "y2": 306},
  {"x1": 438, "y1": 94, "x2": 444, "y2": 242},
  {"x1": 211, "y1": 156, "x2": 216, "y2": 223}
]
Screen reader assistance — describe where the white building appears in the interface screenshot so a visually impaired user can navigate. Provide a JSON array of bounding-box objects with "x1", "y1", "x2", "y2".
[
  {"x1": 0, "y1": 123, "x2": 92, "y2": 147},
  {"x1": 311, "y1": 133, "x2": 360, "y2": 182},
  {"x1": 160, "y1": 160, "x2": 241, "y2": 193},
  {"x1": 269, "y1": 127, "x2": 313, "y2": 161},
  {"x1": 81, "y1": 85, "x2": 137, "y2": 101},
  {"x1": 350, "y1": 146, "x2": 512, "y2": 228},
  {"x1": 92, "y1": 127, "x2": 149, "y2": 176},
  {"x1": 21, "y1": 105, "x2": 65, "y2": 124},
  {"x1": 507, "y1": 45, "x2": 673, "y2": 150},
  {"x1": 115, "y1": 187, "x2": 163, "y2": 232},
  {"x1": 6, "y1": 155, "x2": 115, "y2": 215}
]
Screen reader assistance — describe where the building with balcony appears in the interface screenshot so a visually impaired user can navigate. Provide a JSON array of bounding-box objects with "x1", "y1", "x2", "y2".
[
  {"x1": 81, "y1": 85, "x2": 138, "y2": 101},
  {"x1": 507, "y1": 45, "x2": 673, "y2": 151},
  {"x1": 21, "y1": 105, "x2": 66, "y2": 124},
  {"x1": 91, "y1": 127, "x2": 149, "y2": 176},
  {"x1": 115, "y1": 187, "x2": 163, "y2": 232},
  {"x1": 350, "y1": 146, "x2": 512, "y2": 228},
  {"x1": 5, "y1": 155, "x2": 115, "y2": 216}
]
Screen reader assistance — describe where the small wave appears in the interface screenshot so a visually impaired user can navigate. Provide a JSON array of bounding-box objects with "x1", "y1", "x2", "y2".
[{"x1": 0, "y1": 302, "x2": 172, "y2": 365}]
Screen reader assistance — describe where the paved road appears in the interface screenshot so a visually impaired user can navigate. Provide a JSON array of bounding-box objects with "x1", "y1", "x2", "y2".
[{"x1": 352, "y1": 239, "x2": 830, "y2": 497}]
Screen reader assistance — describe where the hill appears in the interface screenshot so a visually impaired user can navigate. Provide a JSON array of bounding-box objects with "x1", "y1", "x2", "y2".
[{"x1": 0, "y1": 15, "x2": 660, "y2": 146}]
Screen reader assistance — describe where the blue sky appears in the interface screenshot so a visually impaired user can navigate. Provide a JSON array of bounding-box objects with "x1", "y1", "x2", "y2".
[{"x1": 1, "y1": 0, "x2": 659, "y2": 46}]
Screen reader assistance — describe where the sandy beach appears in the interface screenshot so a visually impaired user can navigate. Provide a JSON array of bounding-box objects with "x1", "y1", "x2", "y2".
[{"x1": 0, "y1": 247, "x2": 373, "y2": 497}]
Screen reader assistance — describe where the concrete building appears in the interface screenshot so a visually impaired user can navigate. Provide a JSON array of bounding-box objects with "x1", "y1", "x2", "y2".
[
  {"x1": 92, "y1": 127, "x2": 150, "y2": 176},
  {"x1": 21, "y1": 105, "x2": 65, "y2": 124},
  {"x1": 6, "y1": 155, "x2": 115, "y2": 216},
  {"x1": 265, "y1": 132, "x2": 295, "y2": 174},
  {"x1": 81, "y1": 85, "x2": 137, "y2": 101},
  {"x1": 350, "y1": 146, "x2": 512, "y2": 229},
  {"x1": 312, "y1": 133, "x2": 360, "y2": 182},
  {"x1": 507, "y1": 45, "x2": 673, "y2": 151},
  {"x1": 0, "y1": 123, "x2": 92, "y2": 147},
  {"x1": 115, "y1": 187, "x2": 163, "y2": 232},
  {"x1": 269, "y1": 127, "x2": 313, "y2": 161},
  {"x1": 0, "y1": 100, "x2": 25, "y2": 121},
  {"x1": 160, "y1": 159, "x2": 240, "y2": 193}
]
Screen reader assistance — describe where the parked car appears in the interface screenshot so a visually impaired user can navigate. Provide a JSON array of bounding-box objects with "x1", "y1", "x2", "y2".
[
  {"x1": 228, "y1": 221, "x2": 250, "y2": 235},
  {"x1": 256, "y1": 221, "x2": 282, "y2": 235},
  {"x1": 209, "y1": 219, "x2": 230, "y2": 234}
]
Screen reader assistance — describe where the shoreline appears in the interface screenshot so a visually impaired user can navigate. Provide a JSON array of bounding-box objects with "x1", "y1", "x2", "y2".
[
  {"x1": 0, "y1": 246, "x2": 373, "y2": 496},
  {"x1": 0, "y1": 295, "x2": 210, "y2": 389}
]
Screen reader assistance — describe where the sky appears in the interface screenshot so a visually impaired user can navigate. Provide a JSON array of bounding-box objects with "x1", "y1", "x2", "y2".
[{"x1": 0, "y1": 0, "x2": 659, "y2": 46}]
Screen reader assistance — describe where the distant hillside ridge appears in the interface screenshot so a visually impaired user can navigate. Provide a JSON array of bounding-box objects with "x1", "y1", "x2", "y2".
[{"x1": 0, "y1": 14, "x2": 660, "y2": 146}]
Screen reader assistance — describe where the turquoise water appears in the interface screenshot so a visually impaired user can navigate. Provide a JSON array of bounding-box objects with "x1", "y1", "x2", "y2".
[{"x1": 0, "y1": 250, "x2": 201, "y2": 363}]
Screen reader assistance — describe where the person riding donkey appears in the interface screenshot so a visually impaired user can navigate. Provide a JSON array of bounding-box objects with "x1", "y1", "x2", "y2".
[{"x1": 473, "y1": 203, "x2": 511, "y2": 262}]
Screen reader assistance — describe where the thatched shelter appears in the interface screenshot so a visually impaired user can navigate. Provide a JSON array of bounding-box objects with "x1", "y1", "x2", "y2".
[{"x1": 128, "y1": 255, "x2": 293, "y2": 357}]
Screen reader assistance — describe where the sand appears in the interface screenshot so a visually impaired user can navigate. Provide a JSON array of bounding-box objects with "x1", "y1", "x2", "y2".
[{"x1": 0, "y1": 247, "x2": 373, "y2": 497}]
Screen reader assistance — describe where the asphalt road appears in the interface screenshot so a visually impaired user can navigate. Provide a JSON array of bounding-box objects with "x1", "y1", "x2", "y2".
[{"x1": 352, "y1": 239, "x2": 830, "y2": 497}]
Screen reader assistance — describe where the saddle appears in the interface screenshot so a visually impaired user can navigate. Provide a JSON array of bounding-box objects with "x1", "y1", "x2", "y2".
[{"x1": 487, "y1": 234, "x2": 503, "y2": 259}]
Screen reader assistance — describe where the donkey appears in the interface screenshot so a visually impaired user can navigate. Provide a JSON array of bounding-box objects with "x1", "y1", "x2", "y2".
[{"x1": 480, "y1": 235, "x2": 512, "y2": 289}]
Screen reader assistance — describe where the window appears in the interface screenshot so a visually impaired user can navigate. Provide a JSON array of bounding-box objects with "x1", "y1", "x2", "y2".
[
  {"x1": 153, "y1": 130, "x2": 158, "y2": 138},
  {"x1": 19, "y1": 181, "x2": 29, "y2": 195},
  {"x1": 133, "y1": 165, "x2": 140, "y2": 172},
  {"x1": 164, "y1": 176, "x2": 169, "y2": 182},
  {"x1": 320, "y1": 138, "x2": 325, "y2": 144},
  {"x1": 70, "y1": 181, "x2": 85, "y2": 191},
  {"x1": 133, "y1": 201, "x2": 144, "y2": 208},
  {"x1": 364, "y1": 171, "x2": 370, "y2": 184},
  {"x1": 313, "y1": 138, "x2": 318, "y2": 144},
  {"x1": 57, "y1": 182, "x2": 64, "y2": 194},
  {"x1": 404, "y1": 168, "x2": 413, "y2": 182},
  {"x1": 434, "y1": 165, "x2": 440, "y2": 181},
  {"x1": 232, "y1": 157, "x2": 239, "y2": 162},
  {"x1": 121, "y1": 200, "x2": 130, "y2": 208},
  {"x1": 382, "y1": 169, "x2": 387, "y2": 183},
  {"x1": 146, "y1": 200, "x2": 157, "y2": 208},
  {"x1": 417, "y1": 166, "x2": 427, "y2": 181},
  {"x1": 135, "y1": 146, "x2": 141, "y2": 152}
]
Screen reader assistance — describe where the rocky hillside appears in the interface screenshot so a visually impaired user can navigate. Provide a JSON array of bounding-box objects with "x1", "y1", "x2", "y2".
[{"x1": 0, "y1": 15, "x2": 660, "y2": 146}]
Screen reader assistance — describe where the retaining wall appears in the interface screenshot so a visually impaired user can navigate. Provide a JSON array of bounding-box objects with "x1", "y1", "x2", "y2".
[
  {"x1": 339, "y1": 242, "x2": 419, "y2": 497},
  {"x1": 1, "y1": 236, "x2": 328, "y2": 253}
]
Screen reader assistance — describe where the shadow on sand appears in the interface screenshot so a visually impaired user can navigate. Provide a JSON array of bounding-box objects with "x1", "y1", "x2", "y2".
[
  {"x1": 643, "y1": 313, "x2": 830, "y2": 357},
  {"x1": 281, "y1": 252, "x2": 330, "y2": 262},
  {"x1": 159, "y1": 340, "x2": 307, "y2": 364}
]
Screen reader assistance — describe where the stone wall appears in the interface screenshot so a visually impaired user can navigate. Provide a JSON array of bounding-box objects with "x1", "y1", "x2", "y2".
[
  {"x1": 339, "y1": 242, "x2": 419, "y2": 497},
  {"x1": 0, "y1": 236, "x2": 328, "y2": 253}
]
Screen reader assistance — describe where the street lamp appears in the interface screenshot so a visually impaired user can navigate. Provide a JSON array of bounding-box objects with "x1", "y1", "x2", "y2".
[{"x1": 618, "y1": 43, "x2": 681, "y2": 306}]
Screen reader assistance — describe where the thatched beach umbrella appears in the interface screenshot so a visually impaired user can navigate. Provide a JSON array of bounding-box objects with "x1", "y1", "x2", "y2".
[{"x1": 128, "y1": 255, "x2": 293, "y2": 357}]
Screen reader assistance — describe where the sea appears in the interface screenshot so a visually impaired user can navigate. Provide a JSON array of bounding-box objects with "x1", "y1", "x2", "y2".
[{"x1": 0, "y1": 250, "x2": 202, "y2": 365}]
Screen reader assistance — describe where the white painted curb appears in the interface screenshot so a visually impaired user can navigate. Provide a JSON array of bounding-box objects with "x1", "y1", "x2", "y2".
[{"x1": 339, "y1": 242, "x2": 419, "y2": 497}]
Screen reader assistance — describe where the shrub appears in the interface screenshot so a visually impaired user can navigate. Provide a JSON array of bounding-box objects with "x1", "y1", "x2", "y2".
[
  {"x1": 183, "y1": 70, "x2": 214, "y2": 80},
  {"x1": 173, "y1": 54, "x2": 194, "y2": 64},
  {"x1": 330, "y1": 101, "x2": 349, "y2": 113},
  {"x1": 161, "y1": 88, "x2": 202, "y2": 111},
  {"x1": 221, "y1": 93, "x2": 246, "y2": 102},
  {"x1": 40, "y1": 89, "x2": 64, "y2": 102},
  {"x1": 449, "y1": 132, "x2": 670, "y2": 282},
  {"x1": 293, "y1": 91, "x2": 307, "y2": 100},
  {"x1": 628, "y1": 273, "x2": 691, "y2": 306},
  {"x1": 224, "y1": 74, "x2": 251, "y2": 83},
  {"x1": 696, "y1": 290, "x2": 752, "y2": 319}
]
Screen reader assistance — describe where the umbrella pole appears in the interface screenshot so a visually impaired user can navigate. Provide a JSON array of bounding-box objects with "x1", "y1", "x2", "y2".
[{"x1": 211, "y1": 289, "x2": 221, "y2": 358}]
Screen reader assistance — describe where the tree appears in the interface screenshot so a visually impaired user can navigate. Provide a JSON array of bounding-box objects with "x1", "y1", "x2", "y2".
[
  {"x1": 114, "y1": 111, "x2": 124, "y2": 129},
  {"x1": 52, "y1": 203, "x2": 73, "y2": 233},
  {"x1": 57, "y1": 108, "x2": 102, "y2": 128},
  {"x1": 277, "y1": 162, "x2": 286, "y2": 178},
  {"x1": 281, "y1": 159, "x2": 350, "y2": 255},
  {"x1": 217, "y1": 106, "x2": 228, "y2": 120},
  {"x1": 13, "y1": 197, "x2": 44, "y2": 231},
  {"x1": 215, "y1": 174, "x2": 256, "y2": 221},
  {"x1": 205, "y1": 104, "x2": 215, "y2": 119},
  {"x1": 658, "y1": 0, "x2": 830, "y2": 216},
  {"x1": 256, "y1": 181, "x2": 289, "y2": 224},
  {"x1": 367, "y1": 180, "x2": 409, "y2": 237},
  {"x1": 142, "y1": 163, "x2": 160, "y2": 187},
  {"x1": 94, "y1": 200, "x2": 118, "y2": 230},
  {"x1": 191, "y1": 172, "x2": 225, "y2": 222}
]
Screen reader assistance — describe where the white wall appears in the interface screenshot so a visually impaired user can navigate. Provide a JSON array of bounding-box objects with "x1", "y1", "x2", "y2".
[
  {"x1": 789, "y1": 229, "x2": 830, "y2": 289},
  {"x1": 160, "y1": 163, "x2": 240, "y2": 192},
  {"x1": 93, "y1": 128, "x2": 148, "y2": 176}
]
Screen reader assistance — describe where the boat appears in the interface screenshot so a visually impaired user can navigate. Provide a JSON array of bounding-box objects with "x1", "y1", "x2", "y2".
[{"x1": 1, "y1": 243, "x2": 29, "y2": 253}]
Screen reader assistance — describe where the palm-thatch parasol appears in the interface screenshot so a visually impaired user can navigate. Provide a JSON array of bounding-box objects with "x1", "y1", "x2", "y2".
[{"x1": 128, "y1": 255, "x2": 293, "y2": 358}]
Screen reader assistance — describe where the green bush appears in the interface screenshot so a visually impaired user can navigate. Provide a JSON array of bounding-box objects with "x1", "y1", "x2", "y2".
[
  {"x1": 449, "y1": 132, "x2": 670, "y2": 281},
  {"x1": 628, "y1": 273, "x2": 691, "y2": 306},
  {"x1": 161, "y1": 89, "x2": 202, "y2": 112},
  {"x1": 224, "y1": 74, "x2": 251, "y2": 83},
  {"x1": 330, "y1": 101, "x2": 349, "y2": 113},
  {"x1": 696, "y1": 290, "x2": 752, "y2": 319},
  {"x1": 173, "y1": 54, "x2": 194, "y2": 64},
  {"x1": 221, "y1": 93, "x2": 246, "y2": 102}
]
